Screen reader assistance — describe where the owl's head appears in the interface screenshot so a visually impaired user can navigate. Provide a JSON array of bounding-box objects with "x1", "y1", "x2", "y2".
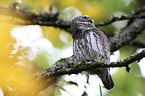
[
  {"x1": 71, "y1": 15, "x2": 95, "y2": 34},
  {"x1": 72, "y1": 15, "x2": 94, "y2": 24}
]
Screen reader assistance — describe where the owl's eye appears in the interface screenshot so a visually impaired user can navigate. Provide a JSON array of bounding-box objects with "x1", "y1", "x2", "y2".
[
  {"x1": 82, "y1": 16, "x2": 88, "y2": 19},
  {"x1": 88, "y1": 19, "x2": 93, "y2": 23},
  {"x1": 81, "y1": 16, "x2": 94, "y2": 23}
]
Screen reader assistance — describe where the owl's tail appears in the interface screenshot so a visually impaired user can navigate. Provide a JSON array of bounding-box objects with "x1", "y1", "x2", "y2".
[
  {"x1": 96, "y1": 68, "x2": 114, "y2": 90},
  {"x1": 89, "y1": 68, "x2": 114, "y2": 90}
]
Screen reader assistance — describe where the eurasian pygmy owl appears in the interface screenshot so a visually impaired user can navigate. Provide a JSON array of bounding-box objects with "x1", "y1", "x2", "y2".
[{"x1": 71, "y1": 15, "x2": 114, "y2": 90}]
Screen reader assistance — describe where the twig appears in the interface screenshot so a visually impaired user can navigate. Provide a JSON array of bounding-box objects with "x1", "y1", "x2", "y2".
[
  {"x1": 95, "y1": 14, "x2": 145, "y2": 27},
  {"x1": 130, "y1": 6, "x2": 145, "y2": 16},
  {"x1": 95, "y1": 6, "x2": 145, "y2": 27}
]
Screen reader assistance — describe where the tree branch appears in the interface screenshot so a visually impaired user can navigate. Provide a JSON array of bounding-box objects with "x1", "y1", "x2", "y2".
[
  {"x1": 35, "y1": 49, "x2": 145, "y2": 93},
  {"x1": 109, "y1": 18, "x2": 145, "y2": 52},
  {"x1": 0, "y1": 3, "x2": 70, "y2": 30},
  {"x1": 0, "y1": 4, "x2": 145, "y2": 32},
  {"x1": 40, "y1": 49, "x2": 145, "y2": 77},
  {"x1": 131, "y1": 39, "x2": 145, "y2": 48},
  {"x1": 35, "y1": 45, "x2": 145, "y2": 94}
]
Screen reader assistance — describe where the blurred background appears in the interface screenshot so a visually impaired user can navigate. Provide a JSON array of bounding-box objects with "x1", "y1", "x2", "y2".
[{"x1": 0, "y1": 0, "x2": 145, "y2": 96}]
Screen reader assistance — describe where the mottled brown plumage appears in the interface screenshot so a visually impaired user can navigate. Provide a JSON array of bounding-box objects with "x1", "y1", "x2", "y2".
[{"x1": 71, "y1": 15, "x2": 114, "y2": 90}]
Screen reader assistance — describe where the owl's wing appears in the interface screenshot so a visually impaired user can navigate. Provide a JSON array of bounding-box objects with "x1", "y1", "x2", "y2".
[
  {"x1": 86, "y1": 29, "x2": 110, "y2": 61},
  {"x1": 86, "y1": 30, "x2": 114, "y2": 90}
]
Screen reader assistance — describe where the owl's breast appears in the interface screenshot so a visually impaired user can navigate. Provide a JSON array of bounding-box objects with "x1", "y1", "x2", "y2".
[
  {"x1": 73, "y1": 32, "x2": 107, "y2": 62},
  {"x1": 85, "y1": 32, "x2": 105, "y2": 61}
]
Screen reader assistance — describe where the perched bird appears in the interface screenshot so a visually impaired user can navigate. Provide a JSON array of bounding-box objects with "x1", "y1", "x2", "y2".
[{"x1": 71, "y1": 15, "x2": 114, "y2": 90}]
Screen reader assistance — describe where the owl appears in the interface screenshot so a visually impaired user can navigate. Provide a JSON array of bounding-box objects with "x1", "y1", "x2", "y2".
[{"x1": 71, "y1": 15, "x2": 114, "y2": 90}]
